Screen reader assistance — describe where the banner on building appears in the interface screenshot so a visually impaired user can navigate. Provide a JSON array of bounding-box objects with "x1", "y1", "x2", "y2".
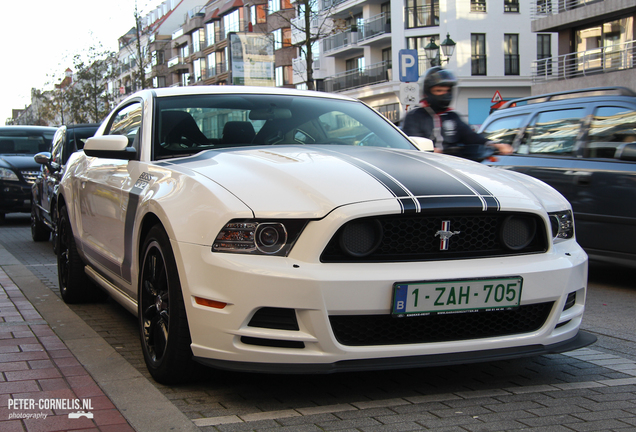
[{"x1": 229, "y1": 32, "x2": 275, "y2": 87}]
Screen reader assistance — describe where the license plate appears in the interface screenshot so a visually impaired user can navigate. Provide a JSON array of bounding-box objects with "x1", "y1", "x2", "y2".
[{"x1": 392, "y1": 277, "x2": 523, "y2": 317}]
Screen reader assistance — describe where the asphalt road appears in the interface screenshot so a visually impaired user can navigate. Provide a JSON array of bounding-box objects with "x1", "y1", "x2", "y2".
[{"x1": 2, "y1": 213, "x2": 636, "y2": 431}]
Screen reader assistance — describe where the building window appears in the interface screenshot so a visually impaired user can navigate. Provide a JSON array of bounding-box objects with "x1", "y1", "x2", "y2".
[
  {"x1": 207, "y1": 52, "x2": 216, "y2": 77},
  {"x1": 250, "y1": 5, "x2": 267, "y2": 24},
  {"x1": 504, "y1": 34, "x2": 519, "y2": 75},
  {"x1": 537, "y1": 34, "x2": 552, "y2": 76},
  {"x1": 193, "y1": 58, "x2": 206, "y2": 82},
  {"x1": 151, "y1": 50, "x2": 164, "y2": 66},
  {"x1": 405, "y1": 0, "x2": 439, "y2": 28},
  {"x1": 192, "y1": 29, "x2": 205, "y2": 53},
  {"x1": 224, "y1": 9, "x2": 241, "y2": 39},
  {"x1": 375, "y1": 103, "x2": 400, "y2": 124},
  {"x1": 206, "y1": 23, "x2": 215, "y2": 46},
  {"x1": 471, "y1": 0, "x2": 486, "y2": 12},
  {"x1": 407, "y1": 35, "x2": 439, "y2": 71},
  {"x1": 504, "y1": 0, "x2": 519, "y2": 12},
  {"x1": 268, "y1": 0, "x2": 292, "y2": 14},
  {"x1": 346, "y1": 56, "x2": 365, "y2": 72},
  {"x1": 152, "y1": 76, "x2": 166, "y2": 88},
  {"x1": 471, "y1": 34, "x2": 487, "y2": 75}
]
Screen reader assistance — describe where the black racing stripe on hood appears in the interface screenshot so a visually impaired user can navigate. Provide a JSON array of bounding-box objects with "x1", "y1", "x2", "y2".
[
  {"x1": 312, "y1": 146, "x2": 486, "y2": 206},
  {"x1": 384, "y1": 148, "x2": 501, "y2": 208}
]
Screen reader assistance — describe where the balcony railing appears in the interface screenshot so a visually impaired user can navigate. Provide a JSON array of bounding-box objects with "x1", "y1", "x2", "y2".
[
  {"x1": 405, "y1": 3, "x2": 439, "y2": 29},
  {"x1": 323, "y1": 0, "x2": 349, "y2": 8},
  {"x1": 359, "y1": 13, "x2": 391, "y2": 42},
  {"x1": 532, "y1": 40, "x2": 636, "y2": 82},
  {"x1": 323, "y1": 28, "x2": 358, "y2": 54},
  {"x1": 324, "y1": 60, "x2": 392, "y2": 92},
  {"x1": 531, "y1": 0, "x2": 604, "y2": 19},
  {"x1": 167, "y1": 56, "x2": 183, "y2": 68}
]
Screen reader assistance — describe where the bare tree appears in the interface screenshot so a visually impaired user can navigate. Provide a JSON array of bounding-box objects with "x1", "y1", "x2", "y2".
[
  {"x1": 132, "y1": 2, "x2": 151, "y2": 90},
  {"x1": 70, "y1": 47, "x2": 118, "y2": 123},
  {"x1": 273, "y1": 0, "x2": 340, "y2": 90}
]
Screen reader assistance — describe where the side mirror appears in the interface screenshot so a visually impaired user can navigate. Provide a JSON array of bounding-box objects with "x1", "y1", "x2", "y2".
[
  {"x1": 409, "y1": 136, "x2": 435, "y2": 152},
  {"x1": 616, "y1": 142, "x2": 636, "y2": 161},
  {"x1": 34, "y1": 152, "x2": 51, "y2": 166},
  {"x1": 84, "y1": 135, "x2": 137, "y2": 160}
]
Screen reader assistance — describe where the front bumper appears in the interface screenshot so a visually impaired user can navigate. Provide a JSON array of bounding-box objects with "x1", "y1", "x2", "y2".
[
  {"x1": 194, "y1": 330, "x2": 597, "y2": 374},
  {"x1": 174, "y1": 234, "x2": 590, "y2": 371},
  {"x1": 0, "y1": 180, "x2": 32, "y2": 214}
]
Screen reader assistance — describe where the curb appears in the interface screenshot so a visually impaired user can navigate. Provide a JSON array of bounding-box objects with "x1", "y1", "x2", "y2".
[{"x1": 0, "y1": 244, "x2": 199, "y2": 432}]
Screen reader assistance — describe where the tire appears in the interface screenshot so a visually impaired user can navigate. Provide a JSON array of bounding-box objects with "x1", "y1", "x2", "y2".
[
  {"x1": 138, "y1": 225, "x2": 204, "y2": 384},
  {"x1": 56, "y1": 205, "x2": 106, "y2": 303},
  {"x1": 31, "y1": 201, "x2": 50, "y2": 242}
]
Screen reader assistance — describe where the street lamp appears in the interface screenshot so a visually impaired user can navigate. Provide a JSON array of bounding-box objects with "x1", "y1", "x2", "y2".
[{"x1": 424, "y1": 33, "x2": 456, "y2": 67}]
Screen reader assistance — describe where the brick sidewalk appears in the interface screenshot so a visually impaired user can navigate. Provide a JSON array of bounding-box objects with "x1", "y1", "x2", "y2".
[{"x1": 0, "y1": 268, "x2": 133, "y2": 432}]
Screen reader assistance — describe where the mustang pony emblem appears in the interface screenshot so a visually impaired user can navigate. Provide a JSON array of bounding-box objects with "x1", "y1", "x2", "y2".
[{"x1": 435, "y1": 221, "x2": 460, "y2": 250}]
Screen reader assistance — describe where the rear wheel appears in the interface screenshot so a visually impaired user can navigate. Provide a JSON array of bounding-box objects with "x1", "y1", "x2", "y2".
[
  {"x1": 139, "y1": 225, "x2": 204, "y2": 384},
  {"x1": 57, "y1": 205, "x2": 105, "y2": 303},
  {"x1": 31, "y1": 201, "x2": 50, "y2": 242}
]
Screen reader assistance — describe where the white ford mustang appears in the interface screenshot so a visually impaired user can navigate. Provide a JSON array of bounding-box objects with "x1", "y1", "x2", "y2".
[{"x1": 56, "y1": 86, "x2": 595, "y2": 384}]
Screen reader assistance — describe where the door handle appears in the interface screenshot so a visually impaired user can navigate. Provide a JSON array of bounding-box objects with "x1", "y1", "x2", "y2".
[{"x1": 564, "y1": 170, "x2": 592, "y2": 185}]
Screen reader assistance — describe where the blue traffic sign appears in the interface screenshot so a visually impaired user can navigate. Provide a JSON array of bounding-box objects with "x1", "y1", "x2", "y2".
[{"x1": 398, "y1": 49, "x2": 419, "y2": 82}]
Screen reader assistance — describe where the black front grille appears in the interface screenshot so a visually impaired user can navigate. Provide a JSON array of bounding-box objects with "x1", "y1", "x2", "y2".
[
  {"x1": 329, "y1": 302, "x2": 554, "y2": 346},
  {"x1": 321, "y1": 212, "x2": 548, "y2": 262}
]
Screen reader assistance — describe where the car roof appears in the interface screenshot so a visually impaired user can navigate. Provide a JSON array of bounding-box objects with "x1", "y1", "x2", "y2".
[
  {"x1": 139, "y1": 85, "x2": 358, "y2": 102},
  {"x1": 497, "y1": 86, "x2": 636, "y2": 111},
  {"x1": 0, "y1": 125, "x2": 58, "y2": 134}
]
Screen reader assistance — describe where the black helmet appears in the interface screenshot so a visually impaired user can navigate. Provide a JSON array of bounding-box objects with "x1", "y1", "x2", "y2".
[{"x1": 419, "y1": 66, "x2": 458, "y2": 113}]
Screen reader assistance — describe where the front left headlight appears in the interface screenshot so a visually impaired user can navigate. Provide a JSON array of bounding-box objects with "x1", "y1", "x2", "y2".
[
  {"x1": 0, "y1": 167, "x2": 19, "y2": 181},
  {"x1": 549, "y1": 210, "x2": 575, "y2": 241},
  {"x1": 212, "y1": 219, "x2": 309, "y2": 256}
]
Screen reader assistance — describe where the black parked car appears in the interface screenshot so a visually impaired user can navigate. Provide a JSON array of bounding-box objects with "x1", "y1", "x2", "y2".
[
  {"x1": 1, "y1": 126, "x2": 57, "y2": 222},
  {"x1": 480, "y1": 86, "x2": 636, "y2": 268},
  {"x1": 31, "y1": 124, "x2": 100, "y2": 242}
]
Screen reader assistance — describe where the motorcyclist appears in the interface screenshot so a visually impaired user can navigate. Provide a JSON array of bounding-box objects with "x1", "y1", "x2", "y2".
[{"x1": 401, "y1": 66, "x2": 512, "y2": 160}]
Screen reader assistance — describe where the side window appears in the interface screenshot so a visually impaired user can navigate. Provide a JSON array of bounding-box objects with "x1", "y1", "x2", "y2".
[
  {"x1": 106, "y1": 102, "x2": 143, "y2": 148},
  {"x1": 520, "y1": 108, "x2": 585, "y2": 155},
  {"x1": 481, "y1": 115, "x2": 526, "y2": 145},
  {"x1": 586, "y1": 106, "x2": 636, "y2": 158},
  {"x1": 50, "y1": 128, "x2": 65, "y2": 165}
]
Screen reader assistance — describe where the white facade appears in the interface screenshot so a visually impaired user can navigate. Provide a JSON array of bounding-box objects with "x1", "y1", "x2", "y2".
[{"x1": 294, "y1": 0, "x2": 558, "y2": 128}]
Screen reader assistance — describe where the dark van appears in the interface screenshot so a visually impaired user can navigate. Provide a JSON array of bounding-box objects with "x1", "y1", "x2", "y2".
[{"x1": 480, "y1": 87, "x2": 636, "y2": 268}]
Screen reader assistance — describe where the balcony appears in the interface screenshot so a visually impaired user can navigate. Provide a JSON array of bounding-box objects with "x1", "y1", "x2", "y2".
[
  {"x1": 322, "y1": 28, "x2": 363, "y2": 56},
  {"x1": 531, "y1": 0, "x2": 604, "y2": 19},
  {"x1": 167, "y1": 56, "x2": 188, "y2": 72},
  {"x1": 532, "y1": 40, "x2": 635, "y2": 82},
  {"x1": 358, "y1": 13, "x2": 391, "y2": 45},
  {"x1": 324, "y1": 60, "x2": 392, "y2": 92},
  {"x1": 405, "y1": 2, "x2": 439, "y2": 29}
]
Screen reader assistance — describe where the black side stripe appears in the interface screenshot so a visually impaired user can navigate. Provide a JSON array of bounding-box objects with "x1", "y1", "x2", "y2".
[{"x1": 121, "y1": 183, "x2": 145, "y2": 283}]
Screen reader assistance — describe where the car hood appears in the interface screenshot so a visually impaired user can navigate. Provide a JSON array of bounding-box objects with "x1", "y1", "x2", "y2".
[
  {"x1": 162, "y1": 145, "x2": 562, "y2": 218},
  {"x1": 0, "y1": 154, "x2": 41, "y2": 171}
]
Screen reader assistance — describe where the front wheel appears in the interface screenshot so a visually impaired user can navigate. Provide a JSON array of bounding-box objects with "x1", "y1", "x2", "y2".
[
  {"x1": 138, "y1": 225, "x2": 204, "y2": 384},
  {"x1": 31, "y1": 201, "x2": 50, "y2": 242}
]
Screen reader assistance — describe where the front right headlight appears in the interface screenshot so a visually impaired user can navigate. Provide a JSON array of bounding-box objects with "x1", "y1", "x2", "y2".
[
  {"x1": 0, "y1": 167, "x2": 19, "y2": 181},
  {"x1": 212, "y1": 219, "x2": 309, "y2": 256},
  {"x1": 549, "y1": 210, "x2": 574, "y2": 241}
]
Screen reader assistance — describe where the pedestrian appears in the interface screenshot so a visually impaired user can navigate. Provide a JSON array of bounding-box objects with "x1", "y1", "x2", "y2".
[{"x1": 401, "y1": 66, "x2": 513, "y2": 160}]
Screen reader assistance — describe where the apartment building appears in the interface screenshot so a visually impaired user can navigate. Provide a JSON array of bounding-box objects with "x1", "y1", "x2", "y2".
[
  {"x1": 530, "y1": 0, "x2": 636, "y2": 95},
  {"x1": 296, "y1": 0, "x2": 557, "y2": 128}
]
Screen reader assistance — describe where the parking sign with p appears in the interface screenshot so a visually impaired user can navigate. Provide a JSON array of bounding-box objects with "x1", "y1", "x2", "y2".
[{"x1": 399, "y1": 49, "x2": 419, "y2": 82}]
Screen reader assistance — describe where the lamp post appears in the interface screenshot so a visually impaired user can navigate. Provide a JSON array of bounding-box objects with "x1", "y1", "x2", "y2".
[{"x1": 424, "y1": 33, "x2": 456, "y2": 67}]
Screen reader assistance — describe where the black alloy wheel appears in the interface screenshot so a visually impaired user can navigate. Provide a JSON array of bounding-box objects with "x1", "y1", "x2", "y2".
[
  {"x1": 31, "y1": 201, "x2": 50, "y2": 242},
  {"x1": 139, "y1": 225, "x2": 203, "y2": 384}
]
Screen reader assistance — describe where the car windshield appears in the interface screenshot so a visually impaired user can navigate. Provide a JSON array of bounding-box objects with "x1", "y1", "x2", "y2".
[
  {"x1": 0, "y1": 131, "x2": 54, "y2": 155},
  {"x1": 154, "y1": 94, "x2": 414, "y2": 159}
]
